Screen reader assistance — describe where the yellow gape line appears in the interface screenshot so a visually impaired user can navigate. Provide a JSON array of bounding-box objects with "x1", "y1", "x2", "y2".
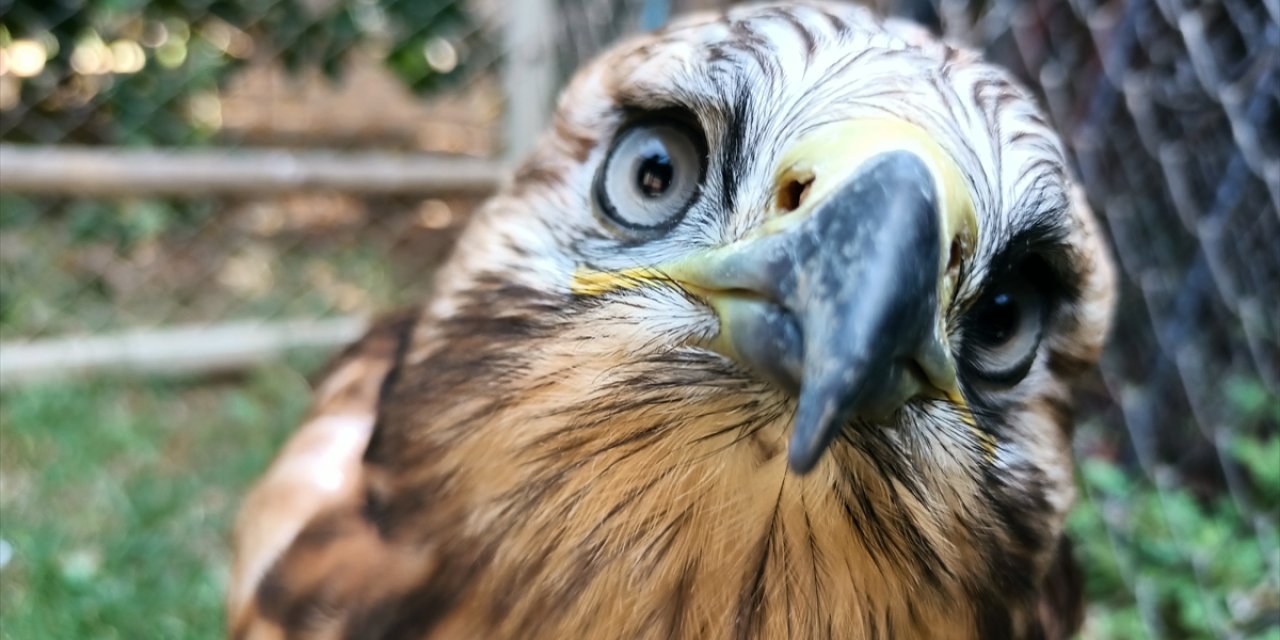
[{"x1": 569, "y1": 266, "x2": 680, "y2": 297}]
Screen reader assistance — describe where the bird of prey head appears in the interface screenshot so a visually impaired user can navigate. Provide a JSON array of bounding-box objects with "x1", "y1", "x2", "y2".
[{"x1": 230, "y1": 2, "x2": 1116, "y2": 639}]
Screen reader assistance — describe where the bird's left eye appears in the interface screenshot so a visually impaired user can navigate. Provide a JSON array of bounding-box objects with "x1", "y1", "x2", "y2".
[
  {"x1": 594, "y1": 117, "x2": 708, "y2": 234},
  {"x1": 961, "y1": 266, "x2": 1048, "y2": 385}
]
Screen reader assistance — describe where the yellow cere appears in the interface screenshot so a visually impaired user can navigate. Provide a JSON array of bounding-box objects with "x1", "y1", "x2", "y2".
[{"x1": 772, "y1": 118, "x2": 980, "y2": 305}]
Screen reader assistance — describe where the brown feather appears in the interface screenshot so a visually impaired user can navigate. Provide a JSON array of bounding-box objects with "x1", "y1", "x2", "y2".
[
  {"x1": 228, "y1": 311, "x2": 417, "y2": 638},
  {"x1": 1035, "y1": 536, "x2": 1086, "y2": 640}
]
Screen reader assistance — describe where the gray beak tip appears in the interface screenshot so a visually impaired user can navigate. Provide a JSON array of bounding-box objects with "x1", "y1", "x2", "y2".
[
  {"x1": 785, "y1": 386, "x2": 843, "y2": 474},
  {"x1": 787, "y1": 442, "x2": 825, "y2": 474}
]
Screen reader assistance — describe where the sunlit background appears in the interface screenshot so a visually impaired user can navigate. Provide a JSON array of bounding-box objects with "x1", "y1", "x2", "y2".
[{"x1": 0, "y1": 0, "x2": 1276, "y2": 637}]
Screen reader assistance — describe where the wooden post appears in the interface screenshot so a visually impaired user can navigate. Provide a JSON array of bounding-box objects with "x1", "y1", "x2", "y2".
[{"x1": 501, "y1": 0, "x2": 558, "y2": 164}]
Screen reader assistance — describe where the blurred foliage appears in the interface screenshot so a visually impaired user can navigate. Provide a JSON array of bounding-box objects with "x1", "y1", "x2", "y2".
[
  {"x1": 1070, "y1": 382, "x2": 1280, "y2": 639},
  {"x1": 1, "y1": 194, "x2": 216, "y2": 250},
  {"x1": 1, "y1": 194, "x2": 216, "y2": 249},
  {"x1": 0, "y1": 193, "x2": 459, "y2": 339},
  {"x1": 0, "y1": 0, "x2": 482, "y2": 145}
]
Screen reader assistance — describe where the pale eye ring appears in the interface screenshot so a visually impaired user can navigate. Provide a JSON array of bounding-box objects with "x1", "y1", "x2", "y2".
[
  {"x1": 594, "y1": 118, "x2": 707, "y2": 234},
  {"x1": 962, "y1": 268, "x2": 1048, "y2": 384}
]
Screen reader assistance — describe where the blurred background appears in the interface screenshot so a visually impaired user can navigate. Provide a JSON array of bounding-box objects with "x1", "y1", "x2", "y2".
[{"x1": 0, "y1": 0, "x2": 1275, "y2": 637}]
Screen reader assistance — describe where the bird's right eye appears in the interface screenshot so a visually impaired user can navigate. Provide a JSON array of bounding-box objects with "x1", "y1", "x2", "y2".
[{"x1": 594, "y1": 117, "x2": 708, "y2": 234}]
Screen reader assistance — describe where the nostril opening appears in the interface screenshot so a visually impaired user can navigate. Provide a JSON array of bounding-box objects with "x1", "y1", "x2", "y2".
[
  {"x1": 947, "y1": 238, "x2": 964, "y2": 273},
  {"x1": 777, "y1": 174, "x2": 814, "y2": 213}
]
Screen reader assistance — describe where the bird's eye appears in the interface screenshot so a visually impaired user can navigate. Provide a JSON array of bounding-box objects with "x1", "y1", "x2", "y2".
[
  {"x1": 961, "y1": 268, "x2": 1048, "y2": 384},
  {"x1": 594, "y1": 118, "x2": 707, "y2": 233}
]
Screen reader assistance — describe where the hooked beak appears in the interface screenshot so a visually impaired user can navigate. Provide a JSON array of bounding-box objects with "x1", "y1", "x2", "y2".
[{"x1": 575, "y1": 119, "x2": 979, "y2": 474}]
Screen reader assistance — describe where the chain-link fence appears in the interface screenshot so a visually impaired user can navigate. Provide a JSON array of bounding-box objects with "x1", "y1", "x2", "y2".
[
  {"x1": 0, "y1": 0, "x2": 1276, "y2": 638},
  {"x1": 0, "y1": 0, "x2": 514, "y2": 383}
]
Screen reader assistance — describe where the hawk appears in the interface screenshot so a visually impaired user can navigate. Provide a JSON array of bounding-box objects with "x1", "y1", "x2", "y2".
[{"x1": 229, "y1": 2, "x2": 1116, "y2": 638}]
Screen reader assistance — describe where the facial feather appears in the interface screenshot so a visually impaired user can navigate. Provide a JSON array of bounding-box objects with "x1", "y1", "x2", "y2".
[{"x1": 234, "y1": 3, "x2": 1115, "y2": 639}]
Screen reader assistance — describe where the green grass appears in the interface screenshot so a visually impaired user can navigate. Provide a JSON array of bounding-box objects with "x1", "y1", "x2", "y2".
[{"x1": 0, "y1": 364, "x2": 314, "y2": 639}]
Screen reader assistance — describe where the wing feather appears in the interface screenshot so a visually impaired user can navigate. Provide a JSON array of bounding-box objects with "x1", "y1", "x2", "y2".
[{"x1": 228, "y1": 311, "x2": 419, "y2": 639}]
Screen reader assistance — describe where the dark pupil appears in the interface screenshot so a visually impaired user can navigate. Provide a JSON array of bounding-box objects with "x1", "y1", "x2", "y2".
[
  {"x1": 983, "y1": 293, "x2": 1020, "y2": 344},
  {"x1": 636, "y1": 152, "x2": 674, "y2": 198}
]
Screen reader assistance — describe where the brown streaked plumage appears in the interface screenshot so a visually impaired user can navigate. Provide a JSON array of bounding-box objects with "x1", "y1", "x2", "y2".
[
  {"x1": 228, "y1": 311, "x2": 418, "y2": 637},
  {"x1": 230, "y1": 3, "x2": 1115, "y2": 639}
]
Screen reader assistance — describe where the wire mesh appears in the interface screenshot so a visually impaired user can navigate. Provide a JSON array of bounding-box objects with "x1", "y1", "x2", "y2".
[
  {"x1": 0, "y1": 0, "x2": 501, "y2": 348},
  {"x1": 876, "y1": 1, "x2": 1280, "y2": 636},
  {"x1": 0, "y1": 0, "x2": 1276, "y2": 638}
]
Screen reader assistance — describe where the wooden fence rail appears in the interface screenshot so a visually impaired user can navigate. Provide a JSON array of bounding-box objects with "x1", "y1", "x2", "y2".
[
  {"x1": 0, "y1": 318, "x2": 368, "y2": 386},
  {"x1": 0, "y1": 145, "x2": 506, "y2": 197}
]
